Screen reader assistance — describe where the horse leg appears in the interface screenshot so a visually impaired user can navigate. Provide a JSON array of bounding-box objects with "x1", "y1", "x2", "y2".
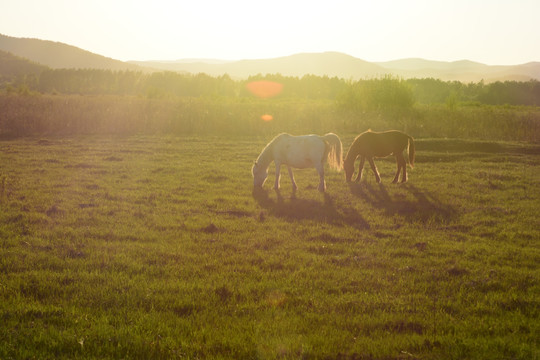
[
  {"x1": 392, "y1": 160, "x2": 400, "y2": 183},
  {"x1": 315, "y1": 163, "x2": 326, "y2": 192},
  {"x1": 354, "y1": 156, "x2": 365, "y2": 182},
  {"x1": 368, "y1": 157, "x2": 381, "y2": 183},
  {"x1": 392, "y1": 153, "x2": 405, "y2": 183},
  {"x1": 273, "y1": 162, "x2": 281, "y2": 190},
  {"x1": 400, "y1": 153, "x2": 408, "y2": 183},
  {"x1": 287, "y1": 166, "x2": 298, "y2": 191}
]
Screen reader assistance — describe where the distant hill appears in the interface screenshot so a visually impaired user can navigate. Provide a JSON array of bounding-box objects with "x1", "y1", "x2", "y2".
[
  {"x1": 375, "y1": 58, "x2": 540, "y2": 83},
  {"x1": 130, "y1": 52, "x2": 388, "y2": 79},
  {"x1": 133, "y1": 54, "x2": 540, "y2": 82},
  {"x1": 0, "y1": 49, "x2": 47, "y2": 81},
  {"x1": 1, "y1": 34, "x2": 539, "y2": 82},
  {"x1": 0, "y1": 34, "x2": 143, "y2": 71}
]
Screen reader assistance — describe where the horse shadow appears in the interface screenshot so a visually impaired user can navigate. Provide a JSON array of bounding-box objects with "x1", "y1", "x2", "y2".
[
  {"x1": 252, "y1": 188, "x2": 370, "y2": 229},
  {"x1": 348, "y1": 182, "x2": 456, "y2": 223}
]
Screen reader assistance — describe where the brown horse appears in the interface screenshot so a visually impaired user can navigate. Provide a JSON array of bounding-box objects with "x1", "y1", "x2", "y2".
[{"x1": 344, "y1": 130, "x2": 415, "y2": 183}]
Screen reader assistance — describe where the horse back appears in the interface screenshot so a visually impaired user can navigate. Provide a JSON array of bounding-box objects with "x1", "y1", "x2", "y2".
[
  {"x1": 273, "y1": 134, "x2": 326, "y2": 168},
  {"x1": 355, "y1": 130, "x2": 410, "y2": 157}
]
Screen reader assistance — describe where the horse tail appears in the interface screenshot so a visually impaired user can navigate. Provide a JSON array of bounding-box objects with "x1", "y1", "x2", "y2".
[
  {"x1": 323, "y1": 133, "x2": 343, "y2": 171},
  {"x1": 408, "y1": 135, "x2": 415, "y2": 168}
]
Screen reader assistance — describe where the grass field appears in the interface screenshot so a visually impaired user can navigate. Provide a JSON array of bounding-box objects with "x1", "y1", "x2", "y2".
[{"x1": 0, "y1": 135, "x2": 539, "y2": 359}]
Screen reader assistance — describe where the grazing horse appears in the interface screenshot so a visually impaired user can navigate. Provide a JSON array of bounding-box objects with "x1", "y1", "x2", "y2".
[
  {"x1": 252, "y1": 133, "x2": 343, "y2": 192},
  {"x1": 344, "y1": 130, "x2": 415, "y2": 183}
]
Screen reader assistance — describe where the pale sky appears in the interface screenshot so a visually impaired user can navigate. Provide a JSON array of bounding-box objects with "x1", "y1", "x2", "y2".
[{"x1": 1, "y1": 0, "x2": 539, "y2": 65}]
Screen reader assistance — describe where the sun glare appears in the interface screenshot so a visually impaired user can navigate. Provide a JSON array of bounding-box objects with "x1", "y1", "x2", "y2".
[
  {"x1": 246, "y1": 81, "x2": 283, "y2": 99},
  {"x1": 246, "y1": 81, "x2": 281, "y2": 123},
  {"x1": 261, "y1": 114, "x2": 273, "y2": 122}
]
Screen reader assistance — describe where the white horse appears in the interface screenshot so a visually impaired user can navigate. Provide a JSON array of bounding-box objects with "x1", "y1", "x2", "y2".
[{"x1": 252, "y1": 133, "x2": 343, "y2": 192}]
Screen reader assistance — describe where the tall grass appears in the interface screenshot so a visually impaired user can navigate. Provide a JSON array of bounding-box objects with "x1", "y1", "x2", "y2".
[{"x1": 1, "y1": 93, "x2": 539, "y2": 141}]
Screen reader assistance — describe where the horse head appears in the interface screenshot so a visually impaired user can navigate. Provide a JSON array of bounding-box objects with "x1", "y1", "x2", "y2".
[
  {"x1": 252, "y1": 161, "x2": 268, "y2": 187},
  {"x1": 343, "y1": 158, "x2": 355, "y2": 182}
]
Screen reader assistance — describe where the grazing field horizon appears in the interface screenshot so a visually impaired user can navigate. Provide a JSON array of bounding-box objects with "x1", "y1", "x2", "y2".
[{"x1": 0, "y1": 134, "x2": 538, "y2": 359}]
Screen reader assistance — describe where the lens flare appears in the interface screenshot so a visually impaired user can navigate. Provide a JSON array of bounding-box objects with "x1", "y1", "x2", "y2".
[
  {"x1": 261, "y1": 114, "x2": 273, "y2": 122},
  {"x1": 246, "y1": 81, "x2": 283, "y2": 98}
]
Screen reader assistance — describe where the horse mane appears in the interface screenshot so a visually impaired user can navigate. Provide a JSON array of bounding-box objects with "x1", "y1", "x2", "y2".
[
  {"x1": 255, "y1": 133, "x2": 288, "y2": 167},
  {"x1": 352, "y1": 129, "x2": 372, "y2": 142}
]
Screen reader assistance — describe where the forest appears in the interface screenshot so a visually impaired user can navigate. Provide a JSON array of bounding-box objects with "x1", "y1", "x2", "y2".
[
  {"x1": 1, "y1": 68, "x2": 540, "y2": 141},
  {"x1": 3, "y1": 68, "x2": 540, "y2": 106}
]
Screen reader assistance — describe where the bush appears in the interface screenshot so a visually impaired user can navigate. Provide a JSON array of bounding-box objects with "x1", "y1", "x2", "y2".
[{"x1": 337, "y1": 76, "x2": 415, "y2": 115}]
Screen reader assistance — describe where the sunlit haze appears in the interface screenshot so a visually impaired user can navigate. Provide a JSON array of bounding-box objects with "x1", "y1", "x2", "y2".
[{"x1": 1, "y1": 0, "x2": 539, "y2": 65}]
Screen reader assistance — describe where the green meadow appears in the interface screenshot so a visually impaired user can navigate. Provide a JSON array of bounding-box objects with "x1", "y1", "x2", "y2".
[{"x1": 0, "y1": 135, "x2": 538, "y2": 359}]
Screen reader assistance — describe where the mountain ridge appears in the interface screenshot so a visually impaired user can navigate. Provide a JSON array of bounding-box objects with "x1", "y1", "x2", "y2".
[
  {"x1": 0, "y1": 49, "x2": 47, "y2": 80},
  {"x1": 1, "y1": 34, "x2": 539, "y2": 82},
  {"x1": 0, "y1": 34, "x2": 143, "y2": 71},
  {"x1": 131, "y1": 54, "x2": 540, "y2": 82}
]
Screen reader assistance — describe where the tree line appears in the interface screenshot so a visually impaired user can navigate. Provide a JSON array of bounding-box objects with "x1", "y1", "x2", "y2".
[{"x1": 3, "y1": 68, "x2": 540, "y2": 107}]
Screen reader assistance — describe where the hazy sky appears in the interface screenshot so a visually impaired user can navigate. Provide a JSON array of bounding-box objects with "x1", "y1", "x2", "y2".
[{"x1": 1, "y1": 0, "x2": 539, "y2": 65}]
